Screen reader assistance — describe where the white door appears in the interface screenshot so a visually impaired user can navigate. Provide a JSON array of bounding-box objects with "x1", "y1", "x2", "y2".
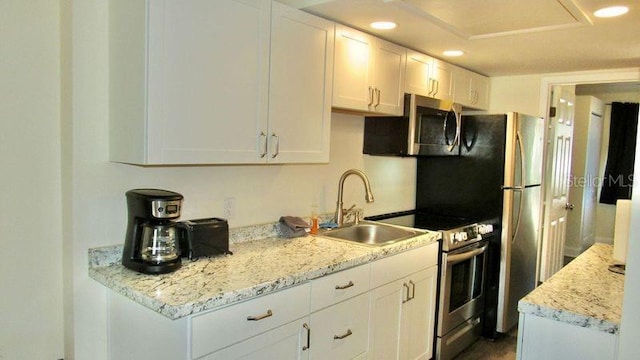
[
  {"x1": 371, "y1": 38, "x2": 406, "y2": 115},
  {"x1": 147, "y1": 0, "x2": 271, "y2": 164},
  {"x1": 405, "y1": 51, "x2": 434, "y2": 97},
  {"x1": 399, "y1": 267, "x2": 438, "y2": 360},
  {"x1": 332, "y1": 24, "x2": 374, "y2": 112},
  {"x1": 368, "y1": 278, "x2": 404, "y2": 360},
  {"x1": 540, "y1": 86, "x2": 575, "y2": 282},
  {"x1": 267, "y1": 2, "x2": 334, "y2": 163},
  {"x1": 429, "y1": 58, "x2": 454, "y2": 101}
]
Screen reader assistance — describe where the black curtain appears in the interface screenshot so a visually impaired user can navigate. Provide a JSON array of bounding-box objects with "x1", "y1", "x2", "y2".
[{"x1": 600, "y1": 102, "x2": 639, "y2": 204}]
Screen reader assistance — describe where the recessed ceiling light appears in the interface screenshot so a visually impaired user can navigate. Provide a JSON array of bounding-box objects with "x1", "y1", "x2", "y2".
[
  {"x1": 443, "y1": 50, "x2": 464, "y2": 57},
  {"x1": 594, "y1": 6, "x2": 629, "y2": 18},
  {"x1": 370, "y1": 21, "x2": 397, "y2": 30}
]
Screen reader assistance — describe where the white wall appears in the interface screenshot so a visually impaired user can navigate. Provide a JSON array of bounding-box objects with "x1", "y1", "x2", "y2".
[
  {"x1": 69, "y1": 2, "x2": 416, "y2": 359},
  {"x1": 0, "y1": 1, "x2": 64, "y2": 359},
  {"x1": 489, "y1": 74, "x2": 545, "y2": 116}
]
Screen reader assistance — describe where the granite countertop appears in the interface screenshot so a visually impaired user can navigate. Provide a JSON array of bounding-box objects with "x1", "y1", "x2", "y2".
[
  {"x1": 89, "y1": 223, "x2": 440, "y2": 320},
  {"x1": 518, "y1": 243, "x2": 624, "y2": 334}
]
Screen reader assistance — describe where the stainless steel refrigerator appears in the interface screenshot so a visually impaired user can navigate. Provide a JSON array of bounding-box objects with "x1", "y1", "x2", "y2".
[
  {"x1": 496, "y1": 113, "x2": 545, "y2": 332},
  {"x1": 414, "y1": 112, "x2": 545, "y2": 336}
]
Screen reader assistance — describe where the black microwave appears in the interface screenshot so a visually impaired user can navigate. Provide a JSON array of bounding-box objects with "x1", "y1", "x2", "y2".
[{"x1": 364, "y1": 94, "x2": 462, "y2": 156}]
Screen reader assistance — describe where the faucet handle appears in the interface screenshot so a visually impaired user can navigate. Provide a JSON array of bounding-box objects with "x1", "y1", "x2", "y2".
[{"x1": 353, "y1": 208, "x2": 364, "y2": 225}]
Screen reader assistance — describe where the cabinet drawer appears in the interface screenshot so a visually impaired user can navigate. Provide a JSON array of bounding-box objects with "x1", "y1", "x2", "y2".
[
  {"x1": 191, "y1": 283, "x2": 311, "y2": 359},
  {"x1": 310, "y1": 264, "x2": 370, "y2": 312},
  {"x1": 309, "y1": 292, "x2": 370, "y2": 360},
  {"x1": 371, "y1": 242, "x2": 438, "y2": 288}
]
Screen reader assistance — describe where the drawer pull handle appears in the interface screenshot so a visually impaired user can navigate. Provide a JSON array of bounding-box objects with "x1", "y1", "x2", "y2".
[
  {"x1": 247, "y1": 309, "x2": 273, "y2": 321},
  {"x1": 333, "y1": 329, "x2": 353, "y2": 340},
  {"x1": 303, "y1": 323, "x2": 311, "y2": 351},
  {"x1": 335, "y1": 281, "x2": 354, "y2": 290}
]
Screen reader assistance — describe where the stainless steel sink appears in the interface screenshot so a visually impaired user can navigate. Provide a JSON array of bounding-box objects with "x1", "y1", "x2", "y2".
[{"x1": 320, "y1": 221, "x2": 423, "y2": 247}]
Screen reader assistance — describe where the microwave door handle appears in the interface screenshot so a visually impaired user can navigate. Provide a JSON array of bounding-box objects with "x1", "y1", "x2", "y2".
[
  {"x1": 443, "y1": 117, "x2": 454, "y2": 151},
  {"x1": 446, "y1": 110, "x2": 461, "y2": 152}
]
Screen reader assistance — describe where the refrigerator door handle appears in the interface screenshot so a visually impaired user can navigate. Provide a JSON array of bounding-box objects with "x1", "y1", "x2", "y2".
[
  {"x1": 512, "y1": 130, "x2": 526, "y2": 243},
  {"x1": 516, "y1": 130, "x2": 526, "y2": 188},
  {"x1": 512, "y1": 188, "x2": 524, "y2": 243}
]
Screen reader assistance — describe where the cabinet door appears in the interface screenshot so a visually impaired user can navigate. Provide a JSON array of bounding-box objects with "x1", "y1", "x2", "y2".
[
  {"x1": 200, "y1": 317, "x2": 310, "y2": 360},
  {"x1": 371, "y1": 38, "x2": 406, "y2": 115},
  {"x1": 430, "y1": 59, "x2": 454, "y2": 101},
  {"x1": 145, "y1": 0, "x2": 271, "y2": 164},
  {"x1": 399, "y1": 267, "x2": 438, "y2": 360},
  {"x1": 452, "y1": 66, "x2": 473, "y2": 107},
  {"x1": 405, "y1": 51, "x2": 434, "y2": 97},
  {"x1": 470, "y1": 72, "x2": 490, "y2": 110},
  {"x1": 368, "y1": 278, "x2": 405, "y2": 360},
  {"x1": 268, "y1": 2, "x2": 334, "y2": 163},
  {"x1": 332, "y1": 24, "x2": 375, "y2": 112}
]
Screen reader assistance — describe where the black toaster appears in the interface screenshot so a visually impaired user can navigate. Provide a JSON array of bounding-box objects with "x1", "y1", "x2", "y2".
[{"x1": 179, "y1": 218, "x2": 231, "y2": 260}]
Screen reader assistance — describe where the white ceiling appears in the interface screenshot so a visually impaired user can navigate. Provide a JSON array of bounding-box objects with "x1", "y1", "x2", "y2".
[{"x1": 279, "y1": 0, "x2": 640, "y2": 77}]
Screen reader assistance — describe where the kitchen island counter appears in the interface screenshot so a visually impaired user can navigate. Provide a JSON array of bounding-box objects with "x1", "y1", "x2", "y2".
[
  {"x1": 89, "y1": 226, "x2": 440, "y2": 320},
  {"x1": 518, "y1": 243, "x2": 624, "y2": 334}
]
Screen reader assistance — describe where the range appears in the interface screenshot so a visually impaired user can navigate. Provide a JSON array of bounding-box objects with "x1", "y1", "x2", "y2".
[{"x1": 365, "y1": 106, "x2": 545, "y2": 359}]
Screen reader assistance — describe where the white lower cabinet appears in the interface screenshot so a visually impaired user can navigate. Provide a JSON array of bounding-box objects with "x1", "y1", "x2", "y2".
[
  {"x1": 107, "y1": 243, "x2": 440, "y2": 360},
  {"x1": 369, "y1": 243, "x2": 439, "y2": 360},
  {"x1": 517, "y1": 314, "x2": 618, "y2": 360}
]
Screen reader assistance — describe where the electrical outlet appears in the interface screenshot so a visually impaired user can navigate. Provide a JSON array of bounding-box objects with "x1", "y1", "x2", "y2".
[{"x1": 223, "y1": 198, "x2": 236, "y2": 219}]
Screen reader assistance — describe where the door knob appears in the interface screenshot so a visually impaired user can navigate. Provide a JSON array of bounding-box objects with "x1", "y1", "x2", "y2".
[{"x1": 565, "y1": 203, "x2": 574, "y2": 210}]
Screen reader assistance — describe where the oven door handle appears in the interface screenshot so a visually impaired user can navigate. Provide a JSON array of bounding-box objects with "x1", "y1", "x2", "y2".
[{"x1": 447, "y1": 244, "x2": 487, "y2": 265}]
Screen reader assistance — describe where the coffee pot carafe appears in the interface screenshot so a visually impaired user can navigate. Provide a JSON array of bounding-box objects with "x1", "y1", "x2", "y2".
[{"x1": 122, "y1": 189, "x2": 183, "y2": 274}]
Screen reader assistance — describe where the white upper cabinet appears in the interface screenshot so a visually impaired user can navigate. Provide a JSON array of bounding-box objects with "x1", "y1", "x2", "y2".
[
  {"x1": 452, "y1": 65, "x2": 490, "y2": 110},
  {"x1": 109, "y1": 0, "x2": 333, "y2": 165},
  {"x1": 405, "y1": 51, "x2": 453, "y2": 101},
  {"x1": 268, "y1": 2, "x2": 334, "y2": 163},
  {"x1": 333, "y1": 24, "x2": 406, "y2": 116}
]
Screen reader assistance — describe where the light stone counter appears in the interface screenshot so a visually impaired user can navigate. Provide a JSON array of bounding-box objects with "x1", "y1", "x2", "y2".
[
  {"x1": 89, "y1": 224, "x2": 440, "y2": 320},
  {"x1": 518, "y1": 243, "x2": 624, "y2": 334}
]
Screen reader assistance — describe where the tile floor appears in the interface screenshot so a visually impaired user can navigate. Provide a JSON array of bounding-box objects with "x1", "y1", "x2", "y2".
[{"x1": 452, "y1": 328, "x2": 518, "y2": 360}]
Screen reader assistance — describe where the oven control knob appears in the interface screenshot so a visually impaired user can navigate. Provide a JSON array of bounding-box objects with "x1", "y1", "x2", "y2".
[
  {"x1": 478, "y1": 224, "x2": 493, "y2": 235},
  {"x1": 454, "y1": 232, "x2": 465, "y2": 242}
]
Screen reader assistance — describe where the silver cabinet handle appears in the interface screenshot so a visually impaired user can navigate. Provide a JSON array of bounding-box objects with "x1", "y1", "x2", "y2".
[
  {"x1": 408, "y1": 280, "x2": 416, "y2": 301},
  {"x1": 402, "y1": 283, "x2": 410, "y2": 303},
  {"x1": 247, "y1": 309, "x2": 273, "y2": 321},
  {"x1": 333, "y1": 329, "x2": 353, "y2": 340},
  {"x1": 335, "y1": 281, "x2": 354, "y2": 290},
  {"x1": 433, "y1": 79, "x2": 439, "y2": 96},
  {"x1": 428, "y1": 78, "x2": 434, "y2": 95},
  {"x1": 375, "y1": 88, "x2": 381, "y2": 108},
  {"x1": 303, "y1": 323, "x2": 311, "y2": 351},
  {"x1": 270, "y1": 133, "x2": 279, "y2": 159},
  {"x1": 368, "y1": 86, "x2": 374, "y2": 106},
  {"x1": 259, "y1": 131, "x2": 267, "y2": 158}
]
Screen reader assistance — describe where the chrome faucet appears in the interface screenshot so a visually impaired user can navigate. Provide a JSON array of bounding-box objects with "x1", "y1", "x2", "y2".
[{"x1": 334, "y1": 169, "x2": 375, "y2": 226}]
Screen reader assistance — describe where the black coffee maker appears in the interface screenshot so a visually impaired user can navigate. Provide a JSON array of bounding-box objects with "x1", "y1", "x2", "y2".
[{"x1": 122, "y1": 189, "x2": 184, "y2": 274}]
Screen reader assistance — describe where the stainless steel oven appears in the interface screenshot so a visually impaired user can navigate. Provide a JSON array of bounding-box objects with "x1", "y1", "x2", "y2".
[
  {"x1": 366, "y1": 211, "x2": 498, "y2": 360},
  {"x1": 437, "y1": 239, "x2": 488, "y2": 360}
]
